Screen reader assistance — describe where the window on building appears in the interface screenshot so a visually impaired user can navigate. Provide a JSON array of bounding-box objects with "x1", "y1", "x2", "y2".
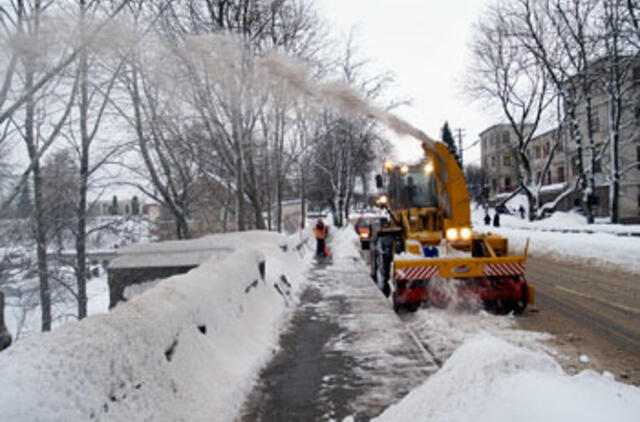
[
  {"x1": 590, "y1": 112, "x2": 600, "y2": 133},
  {"x1": 502, "y1": 153, "x2": 511, "y2": 167},
  {"x1": 505, "y1": 177, "x2": 511, "y2": 188},
  {"x1": 633, "y1": 66, "x2": 640, "y2": 82},
  {"x1": 558, "y1": 166, "x2": 565, "y2": 183},
  {"x1": 535, "y1": 145, "x2": 542, "y2": 159},
  {"x1": 556, "y1": 133, "x2": 564, "y2": 151},
  {"x1": 536, "y1": 171, "x2": 542, "y2": 183},
  {"x1": 492, "y1": 179, "x2": 497, "y2": 192},
  {"x1": 502, "y1": 131, "x2": 510, "y2": 144},
  {"x1": 543, "y1": 142, "x2": 550, "y2": 157},
  {"x1": 594, "y1": 159, "x2": 602, "y2": 173},
  {"x1": 491, "y1": 156, "x2": 497, "y2": 168}
]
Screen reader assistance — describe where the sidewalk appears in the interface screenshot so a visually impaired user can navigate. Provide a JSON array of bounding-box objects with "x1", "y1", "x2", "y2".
[{"x1": 240, "y1": 253, "x2": 437, "y2": 421}]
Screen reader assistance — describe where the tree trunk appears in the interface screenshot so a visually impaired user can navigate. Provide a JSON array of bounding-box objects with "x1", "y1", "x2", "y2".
[
  {"x1": 0, "y1": 291, "x2": 11, "y2": 351},
  {"x1": 300, "y1": 164, "x2": 306, "y2": 229},
  {"x1": 584, "y1": 94, "x2": 596, "y2": 224},
  {"x1": 232, "y1": 109, "x2": 246, "y2": 231},
  {"x1": 23, "y1": 2, "x2": 51, "y2": 331},
  {"x1": 608, "y1": 76, "x2": 621, "y2": 223},
  {"x1": 75, "y1": 0, "x2": 89, "y2": 319}
]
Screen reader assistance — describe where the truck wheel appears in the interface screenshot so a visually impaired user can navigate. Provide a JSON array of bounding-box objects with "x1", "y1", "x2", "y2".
[
  {"x1": 406, "y1": 303, "x2": 420, "y2": 313},
  {"x1": 375, "y1": 242, "x2": 391, "y2": 297},
  {"x1": 392, "y1": 293, "x2": 402, "y2": 313},
  {"x1": 512, "y1": 282, "x2": 528, "y2": 315},
  {"x1": 373, "y1": 239, "x2": 391, "y2": 297}
]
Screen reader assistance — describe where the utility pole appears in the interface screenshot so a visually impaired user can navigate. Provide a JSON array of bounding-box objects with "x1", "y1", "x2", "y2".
[{"x1": 455, "y1": 128, "x2": 465, "y2": 167}]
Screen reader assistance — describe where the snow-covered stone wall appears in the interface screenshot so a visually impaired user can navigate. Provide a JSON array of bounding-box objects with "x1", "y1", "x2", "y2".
[{"x1": 0, "y1": 231, "x2": 307, "y2": 421}]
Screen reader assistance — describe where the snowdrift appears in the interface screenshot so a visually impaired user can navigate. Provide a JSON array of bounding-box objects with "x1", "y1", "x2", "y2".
[
  {"x1": 0, "y1": 231, "x2": 308, "y2": 421},
  {"x1": 374, "y1": 334, "x2": 640, "y2": 422}
]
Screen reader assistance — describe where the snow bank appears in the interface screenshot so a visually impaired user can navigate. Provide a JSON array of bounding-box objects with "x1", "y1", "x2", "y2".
[
  {"x1": 330, "y1": 224, "x2": 362, "y2": 259},
  {"x1": 374, "y1": 334, "x2": 640, "y2": 422},
  {"x1": 472, "y1": 205, "x2": 640, "y2": 273},
  {"x1": 0, "y1": 231, "x2": 307, "y2": 421}
]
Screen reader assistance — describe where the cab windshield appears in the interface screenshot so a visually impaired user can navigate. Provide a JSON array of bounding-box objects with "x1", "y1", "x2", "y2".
[{"x1": 390, "y1": 167, "x2": 438, "y2": 208}]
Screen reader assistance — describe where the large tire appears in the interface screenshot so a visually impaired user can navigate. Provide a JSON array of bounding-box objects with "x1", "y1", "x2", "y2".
[
  {"x1": 406, "y1": 303, "x2": 420, "y2": 313},
  {"x1": 512, "y1": 282, "x2": 528, "y2": 315}
]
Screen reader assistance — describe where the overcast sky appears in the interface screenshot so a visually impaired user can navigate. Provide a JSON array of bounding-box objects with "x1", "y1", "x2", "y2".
[{"x1": 316, "y1": 0, "x2": 500, "y2": 166}]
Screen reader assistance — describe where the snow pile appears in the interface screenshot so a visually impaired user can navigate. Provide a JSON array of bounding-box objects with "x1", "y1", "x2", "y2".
[
  {"x1": 0, "y1": 231, "x2": 307, "y2": 421},
  {"x1": 374, "y1": 334, "x2": 640, "y2": 422},
  {"x1": 477, "y1": 196, "x2": 640, "y2": 234},
  {"x1": 330, "y1": 224, "x2": 362, "y2": 259},
  {"x1": 472, "y1": 205, "x2": 640, "y2": 273}
]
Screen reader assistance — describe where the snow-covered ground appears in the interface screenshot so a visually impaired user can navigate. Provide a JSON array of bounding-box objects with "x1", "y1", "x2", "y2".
[
  {"x1": 1, "y1": 212, "x2": 639, "y2": 421},
  {"x1": 0, "y1": 229, "x2": 312, "y2": 421},
  {"x1": 2, "y1": 214, "x2": 153, "y2": 342},
  {"x1": 329, "y1": 224, "x2": 640, "y2": 421},
  {"x1": 374, "y1": 333, "x2": 640, "y2": 422},
  {"x1": 472, "y1": 200, "x2": 640, "y2": 274},
  {"x1": 313, "y1": 225, "x2": 640, "y2": 421},
  {"x1": 4, "y1": 266, "x2": 110, "y2": 342}
]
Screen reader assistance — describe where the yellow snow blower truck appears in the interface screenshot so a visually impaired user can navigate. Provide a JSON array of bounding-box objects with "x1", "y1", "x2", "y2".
[{"x1": 370, "y1": 140, "x2": 534, "y2": 313}]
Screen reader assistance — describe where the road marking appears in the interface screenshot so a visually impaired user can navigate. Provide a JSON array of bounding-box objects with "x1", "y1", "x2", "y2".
[{"x1": 554, "y1": 285, "x2": 640, "y2": 315}]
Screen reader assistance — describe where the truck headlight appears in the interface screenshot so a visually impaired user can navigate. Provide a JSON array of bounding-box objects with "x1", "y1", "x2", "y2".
[
  {"x1": 446, "y1": 228, "x2": 458, "y2": 241},
  {"x1": 424, "y1": 162, "x2": 434, "y2": 174},
  {"x1": 460, "y1": 227, "x2": 472, "y2": 240}
]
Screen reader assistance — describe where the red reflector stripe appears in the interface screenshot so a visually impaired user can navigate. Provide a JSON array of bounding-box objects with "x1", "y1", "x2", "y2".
[
  {"x1": 483, "y1": 263, "x2": 525, "y2": 276},
  {"x1": 396, "y1": 266, "x2": 439, "y2": 280}
]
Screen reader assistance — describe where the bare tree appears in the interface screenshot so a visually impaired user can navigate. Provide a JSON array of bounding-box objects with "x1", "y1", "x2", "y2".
[
  {"x1": 468, "y1": 2, "x2": 557, "y2": 220},
  {"x1": 598, "y1": 0, "x2": 640, "y2": 223},
  {"x1": 0, "y1": 0, "x2": 131, "y2": 212},
  {"x1": 513, "y1": 0, "x2": 604, "y2": 222}
]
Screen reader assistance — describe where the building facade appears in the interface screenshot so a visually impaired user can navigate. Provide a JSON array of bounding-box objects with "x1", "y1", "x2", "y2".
[{"x1": 480, "y1": 60, "x2": 640, "y2": 222}]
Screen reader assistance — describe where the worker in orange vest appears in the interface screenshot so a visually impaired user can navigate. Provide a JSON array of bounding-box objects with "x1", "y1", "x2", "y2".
[{"x1": 314, "y1": 219, "x2": 329, "y2": 257}]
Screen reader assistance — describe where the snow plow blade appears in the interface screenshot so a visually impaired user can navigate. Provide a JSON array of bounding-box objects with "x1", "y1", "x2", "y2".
[
  {"x1": 393, "y1": 256, "x2": 526, "y2": 280},
  {"x1": 391, "y1": 255, "x2": 534, "y2": 313}
]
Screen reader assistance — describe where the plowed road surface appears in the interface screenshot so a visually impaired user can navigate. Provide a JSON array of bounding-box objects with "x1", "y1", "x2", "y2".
[{"x1": 520, "y1": 256, "x2": 640, "y2": 385}]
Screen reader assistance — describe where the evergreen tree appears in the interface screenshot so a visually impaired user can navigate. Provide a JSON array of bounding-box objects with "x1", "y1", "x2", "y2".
[{"x1": 441, "y1": 122, "x2": 461, "y2": 167}]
